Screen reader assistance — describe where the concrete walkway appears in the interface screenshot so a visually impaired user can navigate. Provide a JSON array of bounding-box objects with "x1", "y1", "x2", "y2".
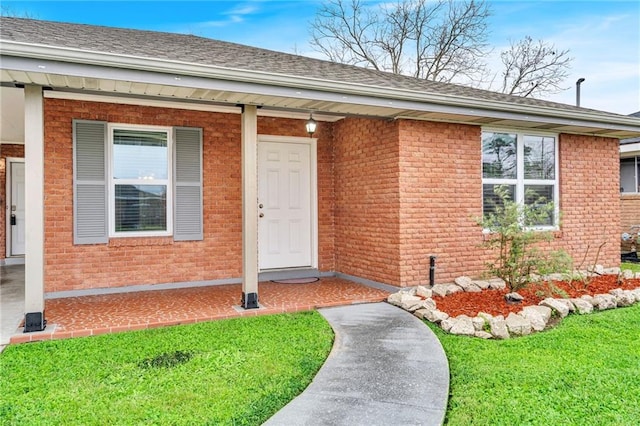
[
  {"x1": 265, "y1": 302, "x2": 450, "y2": 426},
  {"x1": 0, "y1": 265, "x2": 25, "y2": 349}
]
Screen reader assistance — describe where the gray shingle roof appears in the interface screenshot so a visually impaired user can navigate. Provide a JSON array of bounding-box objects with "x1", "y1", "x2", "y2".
[{"x1": 0, "y1": 17, "x2": 633, "y2": 119}]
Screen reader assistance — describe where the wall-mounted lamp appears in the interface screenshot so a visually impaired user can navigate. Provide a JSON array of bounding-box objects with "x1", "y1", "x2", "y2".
[{"x1": 305, "y1": 113, "x2": 317, "y2": 137}]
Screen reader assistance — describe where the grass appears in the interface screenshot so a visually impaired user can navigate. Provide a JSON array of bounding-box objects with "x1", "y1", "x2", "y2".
[
  {"x1": 430, "y1": 304, "x2": 640, "y2": 425},
  {"x1": 0, "y1": 311, "x2": 333, "y2": 425},
  {"x1": 621, "y1": 261, "x2": 640, "y2": 272}
]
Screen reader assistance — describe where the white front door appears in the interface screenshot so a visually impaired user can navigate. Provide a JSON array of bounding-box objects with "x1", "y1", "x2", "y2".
[
  {"x1": 9, "y1": 160, "x2": 26, "y2": 256},
  {"x1": 258, "y1": 139, "x2": 314, "y2": 270}
]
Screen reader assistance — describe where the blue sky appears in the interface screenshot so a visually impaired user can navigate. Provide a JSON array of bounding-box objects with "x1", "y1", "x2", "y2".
[{"x1": 3, "y1": 0, "x2": 639, "y2": 114}]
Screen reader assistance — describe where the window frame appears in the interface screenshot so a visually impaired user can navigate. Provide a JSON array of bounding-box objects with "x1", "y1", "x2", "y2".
[
  {"x1": 620, "y1": 156, "x2": 639, "y2": 193},
  {"x1": 482, "y1": 128, "x2": 560, "y2": 230},
  {"x1": 107, "y1": 123, "x2": 173, "y2": 238}
]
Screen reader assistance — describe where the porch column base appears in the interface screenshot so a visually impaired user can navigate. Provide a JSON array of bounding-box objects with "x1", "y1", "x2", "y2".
[
  {"x1": 241, "y1": 292, "x2": 259, "y2": 309},
  {"x1": 24, "y1": 311, "x2": 46, "y2": 333}
]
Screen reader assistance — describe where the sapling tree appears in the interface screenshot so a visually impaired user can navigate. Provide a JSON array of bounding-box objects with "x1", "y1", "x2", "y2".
[{"x1": 479, "y1": 185, "x2": 571, "y2": 292}]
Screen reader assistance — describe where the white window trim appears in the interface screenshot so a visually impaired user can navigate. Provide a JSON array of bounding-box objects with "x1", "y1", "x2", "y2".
[
  {"x1": 482, "y1": 128, "x2": 560, "y2": 231},
  {"x1": 107, "y1": 123, "x2": 173, "y2": 238},
  {"x1": 620, "y1": 156, "x2": 639, "y2": 194}
]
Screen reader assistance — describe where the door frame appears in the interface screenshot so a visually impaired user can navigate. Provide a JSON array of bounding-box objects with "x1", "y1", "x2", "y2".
[
  {"x1": 5, "y1": 157, "x2": 25, "y2": 258},
  {"x1": 257, "y1": 134, "x2": 318, "y2": 271}
]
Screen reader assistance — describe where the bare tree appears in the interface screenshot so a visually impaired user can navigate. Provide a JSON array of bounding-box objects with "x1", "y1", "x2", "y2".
[
  {"x1": 498, "y1": 36, "x2": 572, "y2": 97},
  {"x1": 311, "y1": 0, "x2": 573, "y2": 98},
  {"x1": 310, "y1": 0, "x2": 491, "y2": 83}
]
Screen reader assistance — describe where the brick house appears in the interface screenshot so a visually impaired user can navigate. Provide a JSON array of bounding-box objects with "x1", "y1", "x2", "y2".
[
  {"x1": 620, "y1": 112, "x2": 640, "y2": 244},
  {"x1": 2, "y1": 17, "x2": 640, "y2": 332}
]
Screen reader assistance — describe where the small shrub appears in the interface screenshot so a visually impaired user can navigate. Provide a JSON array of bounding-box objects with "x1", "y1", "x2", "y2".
[{"x1": 478, "y1": 185, "x2": 571, "y2": 292}]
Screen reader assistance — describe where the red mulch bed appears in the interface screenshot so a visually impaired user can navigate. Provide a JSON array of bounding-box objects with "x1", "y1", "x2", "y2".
[{"x1": 433, "y1": 275, "x2": 640, "y2": 317}]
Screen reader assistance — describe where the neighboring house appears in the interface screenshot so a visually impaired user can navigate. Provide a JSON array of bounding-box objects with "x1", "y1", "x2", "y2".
[
  {"x1": 620, "y1": 112, "x2": 640, "y2": 234},
  {"x1": 2, "y1": 17, "x2": 640, "y2": 332}
]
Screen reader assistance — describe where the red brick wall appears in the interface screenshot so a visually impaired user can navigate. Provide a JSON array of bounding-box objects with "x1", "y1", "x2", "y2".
[
  {"x1": 333, "y1": 117, "x2": 402, "y2": 285},
  {"x1": 331, "y1": 118, "x2": 621, "y2": 287},
  {"x1": 397, "y1": 120, "x2": 484, "y2": 285},
  {"x1": 621, "y1": 194, "x2": 640, "y2": 232},
  {"x1": 0, "y1": 144, "x2": 25, "y2": 260},
  {"x1": 557, "y1": 134, "x2": 620, "y2": 267},
  {"x1": 43, "y1": 99, "x2": 334, "y2": 292}
]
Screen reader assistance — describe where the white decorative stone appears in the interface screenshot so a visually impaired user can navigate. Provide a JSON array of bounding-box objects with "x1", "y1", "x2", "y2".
[
  {"x1": 386, "y1": 292, "x2": 404, "y2": 306},
  {"x1": 592, "y1": 294, "x2": 617, "y2": 310},
  {"x1": 440, "y1": 318, "x2": 455, "y2": 332},
  {"x1": 474, "y1": 331, "x2": 493, "y2": 339},
  {"x1": 489, "y1": 316, "x2": 510, "y2": 339},
  {"x1": 634, "y1": 272, "x2": 640, "y2": 280},
  {"x1": 609, "y1": 289, "x2": 635, "y2": 307},
  {"x1": 622, "y1": 269, "x2": 634, "y2": 280},
  {"x1": 454, "y1": 276, "x2": 482, "y2": 292},
  {"x1": 416, "y1": 286, "x2": 433, "y2": 299},
  {"x1": 488, "y1": 278, "x2": 506, "y2": 290},
  {"x1": 431, "y1": 284, "x2": 449, "y2": 298},
  {"x1": 477, "y1": 312, "x2": 493, "y2": 321},
  {"x1": 580, "y1": 294, "x2": 595, "y2": 305},
  {"x1": 473, "y1": 280, "x2": 491, "y2": 290},
  {"x1": 505, "y1": 313, "x2": 532, "y2": 336},
  {"x1": 520, "y1": 305, "x2": 552, "y2": 331},
  {"x1": 631, "y1": 288, "x2": 640, "y2": 302},
  {"x1": 446, "y1": 284, "x2": 464, "y2": 295},
  {"x1": 570, "y1": 298, "x2": 594, "y2": 314},
  {"x1": 603, "y1": 267, "x2": 621, "y2": 275},
  {"x1": 554, "y1": 299, "x2": 576, "y2": 313},
  {"x1": 472, "y1": 316, "x2": 486, "y2": 331},
  {"x1": 424, "y1": 309, "x2": 449, "y2": 323},
  {"x1": 399, "y1": 295, "x2": 424, "y2": 312},
  {"x1": 540, "y1": 298, "x2": 570, "y2": 318},
  {"x1": 449, "y1": 316, "x2": 475, "y2": 336},
  {"x1": 505, "y1": 292, "x2": 524, "y2": 302},
  {"x1": 413, "y1": 309, "x2": 429, "y2": 320},
  {"x1": 545, "y1": 273, "x2": 565, "y2": 281}
]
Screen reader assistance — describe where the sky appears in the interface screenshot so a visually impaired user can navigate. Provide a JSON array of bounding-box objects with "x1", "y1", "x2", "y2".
[{"x1": 2, "y1": 0, "x2": 639, "y2": 115}]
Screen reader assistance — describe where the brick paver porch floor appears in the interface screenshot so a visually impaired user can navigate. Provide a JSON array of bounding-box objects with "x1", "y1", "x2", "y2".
[{"x1": 9, "y1": 277, "x2": 391, "y2": 344}]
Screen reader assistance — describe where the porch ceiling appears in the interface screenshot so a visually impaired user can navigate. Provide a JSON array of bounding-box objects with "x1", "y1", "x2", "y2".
[{"x1": 1, "y1": 63, "x2": 639, "y2": 139}]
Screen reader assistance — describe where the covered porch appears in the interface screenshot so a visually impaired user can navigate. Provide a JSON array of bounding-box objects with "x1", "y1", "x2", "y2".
[{"x1": 1, "y1": 264, "x2": 390, "y2": 345}]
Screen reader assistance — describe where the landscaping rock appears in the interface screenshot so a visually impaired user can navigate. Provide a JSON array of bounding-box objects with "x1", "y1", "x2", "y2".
[
  {"x1": 609, "y1": 289, "x2": 635, "y2": 307},
  {"x1": 473, "y1": 280, "x2": 491, "y2": 290},
  {"x1": 454, "y1": 276, "x2": 482, "y2": 292},
  {"x1": 416, "y1": 286, "x2": 433, "y2": 299},
  {"x1": 446, "y1": 284, "x2": 464, "y2": 295},
  {"x1": 635, "y1": 272, "x2": 640, "y2": 280},
  {"x1": 603, "y1": 267, "x2": 621, "y2": 275},
  {"x1": 477, "y1": 312, "x2": 493, "y2": 321},
  {"x1": 554, "y1": 299, "x2": 576, "y2": 313},
  {"x1": 580, "y1": 294, "x2": 595, "y2": 305},
  {"x1": 424, "y1": 309, "x2": 449, "y2": 323},
  {"x1": 505, "y1": 313, "x2": 532, "y2": 336},
  {"x1": 488, "y1": 278, "x2": 506, "y2": 290},
  {"x1": 540, "y1": 298, "x2": 570, "y2": 318},
  {"x1": 440, "y1": 318, "x2": 455, "y2": 332},
  {"x1": 471, "y1": 316, "x2": 486, "y2": 331},
  {"x1": 399, "y1": 296, "x2": 424, "y2": 312},
  {"x1": 449, "y1": 316, "x2": 476, "y2": 336},
  {"x1": 545, "y1": 273, "x2": 565, "y2": 281},
  {"x1": 431, "y1": 284, "x2": 449, "y2": 298},
  {"x1": 474, "y1": 331, "x2": 493, "y2": 339},
  {"x1": 631, "y1": 288, "x2": 640, "y2": 302},
  {"x1": 592, "y1": 294, "x2": 617, "y2": 310},
  {"x1": 489, "y1": 316, "x2": 510, "y2": 339},
  {"x1": 520, "y1": 306, "x2": 552, "y2": 331},
  {"x1": 413, "y1": 309, "x2": 429, "y2": 320},
  {"x1": 570, "y1": 298, "x2": 594, "y2": 315},
  {"x1": 505, "y1": 292, "x2": 524, "y2": 302},
  {"x1": 622, "y1": 269, "x2": 634, "y2": 280}
]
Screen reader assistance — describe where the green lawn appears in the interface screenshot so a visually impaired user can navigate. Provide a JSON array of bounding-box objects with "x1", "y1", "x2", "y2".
[
  {"x1": 621, "y1": 261, "x2": 640, "y2": 273},
  {"x1": 0, "y1": 312, "x2": 333, "y2": 425},
  {"x1": 431, "y1": 303, "x2": 640, "y2": 425}
]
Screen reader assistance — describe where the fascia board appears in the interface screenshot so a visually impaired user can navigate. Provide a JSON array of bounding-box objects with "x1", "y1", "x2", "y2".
[{"x1": 2, "y1": 40, "x2": 640, "y2": 134}]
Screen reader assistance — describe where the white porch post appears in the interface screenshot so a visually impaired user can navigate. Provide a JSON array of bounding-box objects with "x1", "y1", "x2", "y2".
[
  {"x1": 241, "y1": 104, "x2": 259, "y2": 309},
  {"x1": 23, "y1": 85, "x2": 46, "y2": 331}
]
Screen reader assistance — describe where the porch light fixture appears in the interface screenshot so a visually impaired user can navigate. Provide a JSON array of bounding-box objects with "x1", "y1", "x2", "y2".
[{"x1": 305, "y1": 113, "x2": 317, "y2": 137}]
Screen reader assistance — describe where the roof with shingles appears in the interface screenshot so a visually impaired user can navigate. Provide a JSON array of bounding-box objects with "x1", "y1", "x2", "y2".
[{"x1": 1, "y1": 16, "x2": 633, "y2": 121}]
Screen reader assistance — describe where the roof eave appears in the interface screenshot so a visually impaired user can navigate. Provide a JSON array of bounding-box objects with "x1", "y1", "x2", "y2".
[{"x1": 2, "y1": 40, "x2": 640, "y2": 137}]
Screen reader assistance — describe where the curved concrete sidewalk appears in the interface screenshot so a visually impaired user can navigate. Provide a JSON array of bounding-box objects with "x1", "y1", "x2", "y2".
[{"x1": 264, "y1": 302, "x2": 450, "y2": 426}]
